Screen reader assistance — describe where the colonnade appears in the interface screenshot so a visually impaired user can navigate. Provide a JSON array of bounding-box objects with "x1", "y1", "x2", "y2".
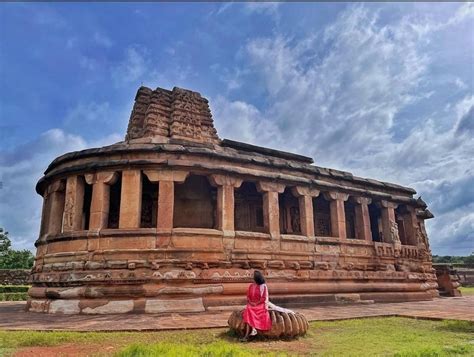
[{"x1": 39, "y1": 169, "x2": 420, "y2": 246}]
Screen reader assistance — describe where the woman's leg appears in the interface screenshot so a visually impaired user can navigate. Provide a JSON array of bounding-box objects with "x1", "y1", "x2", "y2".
[{"x1": 240, "y1": 323, "x2": 251, "y2": 342}]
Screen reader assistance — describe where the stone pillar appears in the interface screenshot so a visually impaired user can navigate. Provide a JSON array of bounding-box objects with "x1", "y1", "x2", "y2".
[
  {"x1": 257, "y1": 182, "x2": 285, "y2": 238},
  {"x1": 209, "y1": 175, "x2": 243, "y2": 234},
  {"x1": 85, "y1": 172, "x2": 118, "y2": 230},
  {"x1": 119, "y1": 169, "x2": 142, "y2": 229},
  {"x1": 380, "y1": 200, "x2": 399, "y2": 243},
  {"x1": 404, "y1": 206, "x2": 418, "y2": 245},
  {"x1": 62, "y1": 176, "x2": 85, "y2": 232},
  {"x1": 143, "y1": 170, "x2": 189, "y2": 232},
  {"x1": 39, "y1": 195, "x2": 51, "y2": 238},
  {"x1": 45, "y1": 180, "x2": 66, "y2": 236},
  {"x1": 291, "y1": 187, "x2": 320, "y2": 237},
  {"x1": 323, "y1": 192, "x2": 349, "y2": 238},
  {"x1": 353, "y1": 197, "x2": 372, "y2": 241}
]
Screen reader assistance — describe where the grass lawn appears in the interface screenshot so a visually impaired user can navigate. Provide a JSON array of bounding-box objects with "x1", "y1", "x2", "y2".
[
  {"x1": 459, "y1": 286, "x2": 474, "y2": 296},
  {"x1": 0, "y1": 317, "x2": 472, "y2": 356}
]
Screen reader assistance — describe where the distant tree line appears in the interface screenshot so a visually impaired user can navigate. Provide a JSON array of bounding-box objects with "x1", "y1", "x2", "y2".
[
  {"x1": 0, "y1": 228, "x2": 34, "y2": 269},
  {"x1": 432, "y1": 254, "x2": 474, "y2": 265}
]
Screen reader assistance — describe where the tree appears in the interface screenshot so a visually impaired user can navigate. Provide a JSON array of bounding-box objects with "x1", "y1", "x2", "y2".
[{"x1": 0, "y1": 228, "x2": 34, "y2": 269}]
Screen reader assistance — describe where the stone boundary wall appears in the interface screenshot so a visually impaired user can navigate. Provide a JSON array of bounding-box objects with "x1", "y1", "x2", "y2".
[
  {"x1": 456, "y1": 264, "x2": 474, "y2": 286},
  {"x1": 0, "y1": 269, "x2": 31, "y2": 285}
]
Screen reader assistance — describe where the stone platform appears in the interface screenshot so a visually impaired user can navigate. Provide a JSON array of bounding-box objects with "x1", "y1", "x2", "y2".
[{"x1": 1, "y1": 296, "x2": 472, "y2": 332}]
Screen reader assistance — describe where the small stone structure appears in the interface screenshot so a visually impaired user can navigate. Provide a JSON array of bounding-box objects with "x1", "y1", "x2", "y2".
[
  {"x1": 433, "y1": 264, "x2": 462, "y2": 296},
  {"x1": 28, "y1": 86, "x2": 438, "y2": 314},
  {"x1": 228, "y1": 309, "x2": 309, "y2": 338}
]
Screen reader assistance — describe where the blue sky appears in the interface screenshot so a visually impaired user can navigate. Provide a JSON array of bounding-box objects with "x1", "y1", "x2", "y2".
[{"x1": 0, "y1": 2, "x2": 473, "y2": 255}]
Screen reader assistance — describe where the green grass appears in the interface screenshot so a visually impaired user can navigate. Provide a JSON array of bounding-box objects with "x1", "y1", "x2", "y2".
[
  {"x1": 0, "y1": 292, "x2": 28, "y2": 301},
  {"x1": 0, "y1": 317, "x2": 472, "y2": 357},
  {"x1": 0, "y1": 285, "x2": 30, "y2": 293},
  {"x1": 459, "y1": 286, "x2": 474, "y2": 296}
]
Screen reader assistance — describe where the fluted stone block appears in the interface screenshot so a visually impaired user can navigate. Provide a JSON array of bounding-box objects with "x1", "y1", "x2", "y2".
[{"x1": 228, "y1": 309, "x2": 309, "y2": 338}]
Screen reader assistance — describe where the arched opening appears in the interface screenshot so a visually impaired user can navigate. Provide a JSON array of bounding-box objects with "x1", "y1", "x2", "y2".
[
  {"x1": 279, "y1": 187, "x2": 301, "y2": 234},
  {"x1": 107, "y1": 173, "x2": 122, "y2": 229},
  {"x1": 173, "y1": 174, "x2": 217, "y2": 229},
  {"x1": 235, "y1": 182, "x2": 265, "y2": 232},
  {"x1": 82, "y1": 178, "x2": 92, "y2": 230},
  {"x1": 368, "y1": 202, "x2": 382, "y2": 242},
  {"x1": 313, "y1": 195, "x2": 331, "y2": 237},
  {"x1": 140, "y1": 174, "x2": 159, "y2": 228},
  {"x1": 344, "y1": 200, "x2": 356, "y2": 239}
]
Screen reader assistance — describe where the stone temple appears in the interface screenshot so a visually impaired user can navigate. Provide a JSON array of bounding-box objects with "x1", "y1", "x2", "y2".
[{"x1": 28, "y1": 86, "x2": 437, "y2": 314}]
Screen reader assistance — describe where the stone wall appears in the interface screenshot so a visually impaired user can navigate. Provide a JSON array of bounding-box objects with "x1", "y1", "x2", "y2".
[
  {"x1": 0, "y1": 269, "x2": 31, "y2": 285},
  {"x1": 456, "y1": 264, "x2": 474, "y2": 286}
]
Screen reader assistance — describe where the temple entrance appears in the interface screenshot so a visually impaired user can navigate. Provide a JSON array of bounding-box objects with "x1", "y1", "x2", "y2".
[
  {"x1": 313, "y1": 195, "x2": 331, "y2": 237},
  {"x1": 279, "y1": 187, "x2": 301, "y2": 235},
  {"x1": 140, "y1": 174, "x2": 158, "y2": 228},
  {"x1": 173, "y1": 175, "x2": 217, "y2": 229},
  {"x1": 368, "y1": 202, "x2": 382, "y2": 242},
  {"x1": 107, "y1": 173, "x2": 122, "y2": 229},
  {"x1": 234, "y1": 182, "x2": 265, "y2": 232}
]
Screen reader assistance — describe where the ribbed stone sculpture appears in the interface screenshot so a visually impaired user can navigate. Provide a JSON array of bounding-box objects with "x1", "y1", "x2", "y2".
[{"x1": 228, "y1": 310, "x2": 309, "y2": 338}]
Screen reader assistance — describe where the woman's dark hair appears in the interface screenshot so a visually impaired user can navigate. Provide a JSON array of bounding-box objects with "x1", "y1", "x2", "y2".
[{"x1": 253, "y1": 270, "x2": 266, "y2": 285}]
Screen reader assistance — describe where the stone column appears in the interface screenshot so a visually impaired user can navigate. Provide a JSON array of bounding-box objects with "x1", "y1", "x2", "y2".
[
  {"x1": 39, "y1": 195, "x2": 51, "y2": 239},
  {"x1": 62, "y1": 175, "x2": 85, "y2": 232},
  {"x1": 353, "y1": 197, "x2": 372, "y2": 241},
  {"x1": 45, "y1": 180, "x2": 66, "y2": 236},
  {"x1": 85, "y1": 172, "x2": 118, "y2": 230},
  {"x1": 404, "y1": 206, "x2": 418, "y2": 245},
  {"x1": 379, "y1": 200, "x2": 399, "y2": 243},
  {"x1": 291, "y1": 186, "x2": 320, "y2": 237},
  {"x1": 143, "y1": 170, "x2": 189, "y2": 232},
  {"x1": 323, "y1": 192, "x2": 349, "y2": 238},
  {"x1": 257, "y1": 182, "x2": 285, "y2": 238},
  {"x1": 119, "y1": 169, "x2": 142, "y2": 229},
  {"x1": 209, "y1": 175, "x2": 243, "y2": 234}
]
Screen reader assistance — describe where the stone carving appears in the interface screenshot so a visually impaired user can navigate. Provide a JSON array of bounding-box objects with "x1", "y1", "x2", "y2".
[
  {"x1": 126, "y1": 86, "x2": 219, "y2": 144},
  {"x1": 390, "y1": 220, "x2": 400, "y2": 244},
  {"x1": 228, "y1": 309, "x2": 309, "y2": 338}
]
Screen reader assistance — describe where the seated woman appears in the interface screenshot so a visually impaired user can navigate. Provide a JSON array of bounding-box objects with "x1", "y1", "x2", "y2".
[{"x1": 241, "y1": 270, "x2": 295, "y2": 341}]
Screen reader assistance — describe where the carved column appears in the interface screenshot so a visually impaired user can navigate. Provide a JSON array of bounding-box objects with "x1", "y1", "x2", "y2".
[
  {"x1": 257, "y1": 182, "x2": 285, "y2": 238},
  {"x1": 291, "y1": 187, "x2": 320, "y2": 237},
  {"x1": 323, "y1": 192, "x2": 349, "y2": 238},
  {"x1": 354, "y1": 197, "x2": 372, "y2": 241},
  {"x1": 143, "y1": 170, "x2": 189, "y2": 232},
  {"x1": 119, "y1": 169, "x2": 142, "y2": 229},
  {"x1": 209, "y1": 175, "x2": 243, "y2": 234},
  {"x1": 85, "y1": 172, "x2": 118, "y2": 230},
  {"x1": 45, "y1": 180, "x2": 65, "y2": 236},
  {"x1": 62, "y1": 176, "x2": 85, "y2": 232},
  {"x1": 379, "y1": 200, "x2": 399, "y2": 243}
]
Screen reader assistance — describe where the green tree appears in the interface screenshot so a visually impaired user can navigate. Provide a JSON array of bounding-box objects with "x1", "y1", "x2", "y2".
[{"x1": 0, "y1": 228, "x2": 34, "y2": 269}]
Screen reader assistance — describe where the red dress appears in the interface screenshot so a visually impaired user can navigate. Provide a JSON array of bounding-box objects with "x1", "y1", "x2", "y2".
[{"x1": 242, "y1": 283, "x2": 272, "y2": 331}]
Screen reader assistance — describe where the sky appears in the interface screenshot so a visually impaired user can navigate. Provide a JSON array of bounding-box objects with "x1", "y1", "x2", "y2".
[{"x1": 0, "y1": 2, "x2": 473, "y2": 256}]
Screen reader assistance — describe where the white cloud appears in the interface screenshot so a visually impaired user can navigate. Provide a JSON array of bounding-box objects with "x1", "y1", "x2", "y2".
[
  {"x1": 93, "y1": 32, "x2": 113, "y2": 48},
  {"x1": 0, "y1": 129, "x2": 121, "y2": 251},
  {"x1": 213, "y1": 4, "x2": 474, "y2": 255},
  {"x1": 112, "y1": 46, "x2": 152, "y2": 86}
]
